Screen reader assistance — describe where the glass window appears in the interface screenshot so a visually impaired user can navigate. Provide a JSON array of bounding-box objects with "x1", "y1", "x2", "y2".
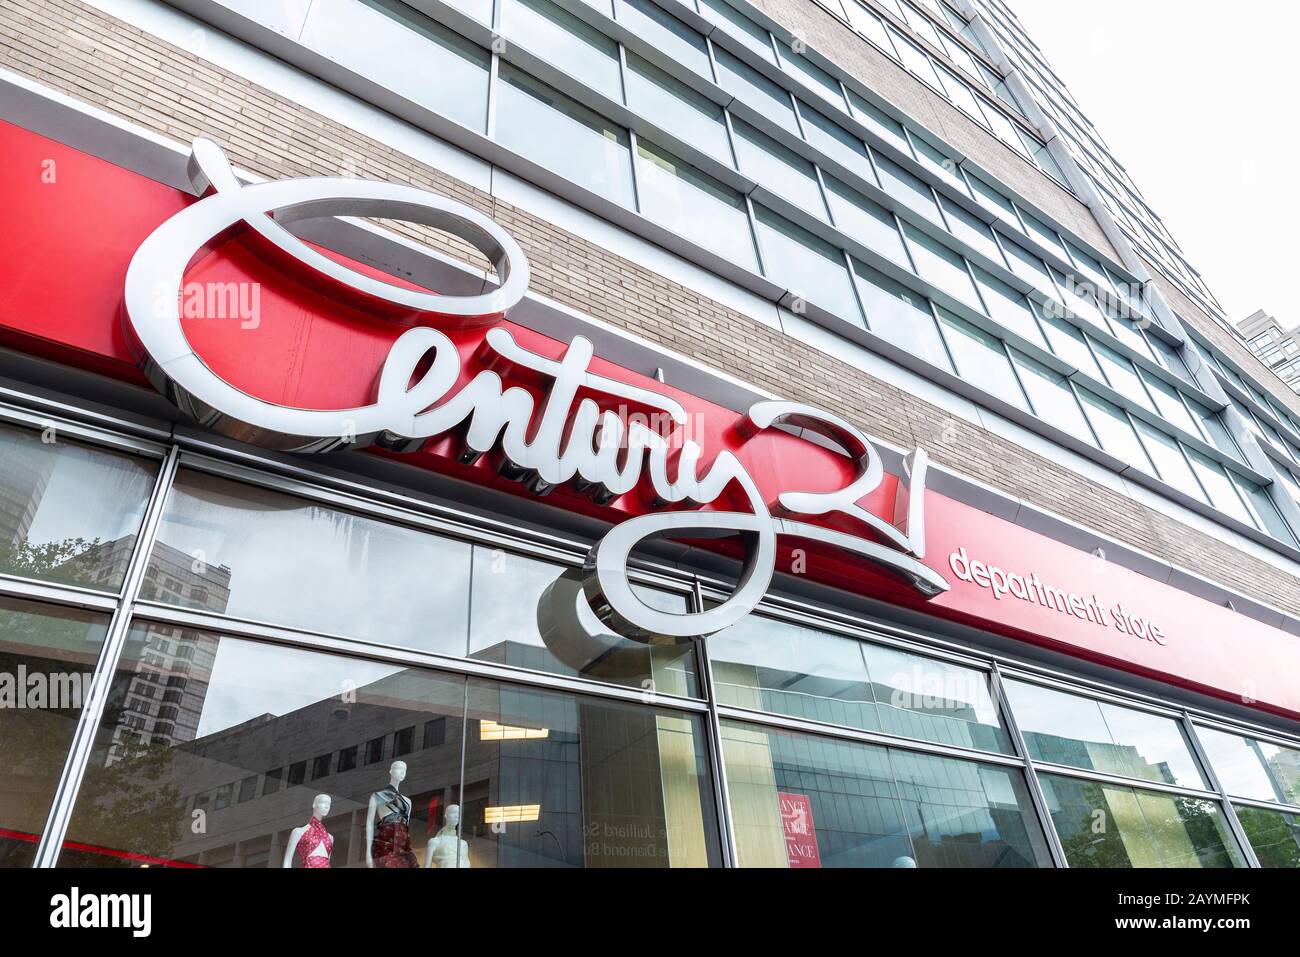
[
  {"x1": 466, "y1": 547, "x2": 698, "y2": 696},
  {"x1": 1188, "y1": 400, "x2": 1243, "y2": 462},
  {"x1": 501, "y1": 0, "x2": 621, "y2": 93},
  {"x1": 843, "y1": 0, "x2": 897, "y2": 58},
  {"x1": 938, "y1": 197, "x2": 1003, "y2": 264},
  {"x1": 904, "y1": 226, "x2": 980, "y2": 308},
  {"x1": 1140, "y1": 372, "x2": 1199, "y2": 437},
  {"x1": 1017, "y1": 208, "x2": 1067, "y2": 259},
  {"x1": 615, "y1": 0, "x2": 709, "y2": 75},
  {"x1": 324, "y1": 0, "x2": 492, "y2": 133},
  {"x1": 1092, "y1": 341, "x2": 1155, "y2": 412},
  {"x1": 1233, "y1": 805, "x2": 1300, "y2": 868},
  {"x1": 1148, "y1": 335, "x2": 1193, "y2": 382},
  {"x1": 0, "y1": 597, "x2": 110, "y2": 867},
  {"x1": 496, "y1": 66, "x2": 635, "y2": 207},
  {"x1": 59, "y1": 629, "x2": 468, "y2": 868},
  {"x1": 624, "y1": 54, "x2": 732, "y2": 166},
  {"x1": 1078, "y1": 388, "x2": 1153, "y2": 472},
  {"x1": 967, "y1": 173, "x2": 1020, "y2": 230},
  {"x1": 713, "y1": 48, "x2": 797, "y2": 134},
  {"x1": 755, "y1": 206, "x2": 861, "y2": 324},
  {"x1": 463, "y1": 678, "x2": 721, "y2": 867},
  {"x1": 0, "y1": 424, "x2": 157, "y2": 592},
  {"x1": 697, "y1": 0, "x2": 775, "y2": 62},
  {"x1": 1005, "y1": 680, "x2": 1206, "y2": 787},
  {"x1": 733, "y1": 120, "x2": 828, "y2": 219},
  {"x1": 936, "y1": 309, "x2": 1027, "y2": 408},
  {"x1": 1050, "y1": 265, "x2": 1109, "y2": 330},
  {"x1": 1002, "y1": 239, "x2": 1058, "y2": 301},
  {"x1": 1185, "y1": 449, "x2": 1256, "y2": 527},
  {"x1": 825, "y1": 179, "x2": 908, "y2": 265},
  {"x1": 852, "y1": 260, "x2": 951, "y2": 370},
  {"x1": 1235, "y1": 477, "x2": 1297, "y2": 545},
  {"x1": 1135, "y1": 423, "x2": 1207, "y2": 502},
  {"x1": 1195, "y1": 726, "x2": 1300, "y2": 806},
  {"x1": 722, "y1": 720, "x2": 1050, "y2": 867},
  {"x1": 872, "y1": 150, "x2": 942, "y2": 225},
  {"x1": 890, "y1": 29, "x2": 941, "y2": 88},
  {"x1": 142, "y1": 469, "x2": 472, "y2": 655},
  {"x1": 1037, "y1": 307, "x2": 1102, "y2": 377},
  {"x1": 973, "y1": 267, "x2": 1044, "y2": 346},
  {"x1": 845, "y1": 90, "x2": 910, "y2": 154},
  {"x1": 935, "y1": 66, "x2": 986, "y2": 123},
  {"x1": 1040, "y1": 774, "x2": 1242, "y2": 868},
  {"x1": 798, "y1": 105, "x2": 873, "y2": 182},
  {"x1": 634, "y1": 140, "x2": 758, "y2": 271},
  {"x1": 708, "y1": 615, "x2": 1011, "y2": 751},
  {"x1": 778, "y1": 42, "x2": 845, "y2": 109},
  {"x1": 1010, "y1": 350, "x2": 1094, "y2": 441},
  {"x1": 910, "y1": 137, "x2": 963, "y2": 191}
]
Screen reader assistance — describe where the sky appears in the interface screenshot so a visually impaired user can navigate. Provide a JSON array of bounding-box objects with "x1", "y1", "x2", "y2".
[{"x1": 1009, "y1": 0, "x2": 1300, "y2": 333}]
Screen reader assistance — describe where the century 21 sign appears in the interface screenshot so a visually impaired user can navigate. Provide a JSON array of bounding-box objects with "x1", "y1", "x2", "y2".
[{"x1": 125, "y1": 139, "x2": 952, "y2": 642}]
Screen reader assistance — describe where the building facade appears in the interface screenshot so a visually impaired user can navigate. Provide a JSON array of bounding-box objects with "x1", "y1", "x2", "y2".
[
  {"x1": 1238, "y1": 310, "x2": 1300, "y2": 395},
  {"x1": 0, "y1": 0, "x2": 1298, "y2": 869}
]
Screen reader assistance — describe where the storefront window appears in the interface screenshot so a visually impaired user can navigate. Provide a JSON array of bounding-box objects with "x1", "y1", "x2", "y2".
[
  {"x1": 466, "y1": 547, "x2": 698, "y2": 697},
  {"x1": 1194, "y1": 726, "x2": 1300, "y2": 806},
  {"x1": 709, "y1": 615, "x2": 1012, "y2": 753},
  {"x1": 1039, "y1": 774, "x2": 1243, "y2": 868},
  {"x1": 1232, "y1": 804, "x2": 1300, "y2": 868},
  {"x1": 141, "y1": 469, "x2": 472, "y2": 656},
  {"x1": 0, "y1": 597, "x2": 110, "y2": 866},
  {"x1": 1004, "y1": 679, "x2": 1207, "y2": 788},
  {"x1": 0, "y1": 423, "x2": 157, "y2": 592},
  {"x1": 721, "y1": 720, "x2": 1050, "y2": 867},
  {"x1": 461, "y1": 679, "x2": 721, "y2": 867}
]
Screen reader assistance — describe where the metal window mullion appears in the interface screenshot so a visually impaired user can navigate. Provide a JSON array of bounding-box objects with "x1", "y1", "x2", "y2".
[
  {"x1": 990, "y1": 662, "x2": 1068, "y2": 868},
  {"x1": 692, "y1": 578, "x2": 738, "y2": 868},
  {"x1": 1182, "y1": 711, "x2": 1262, "y2": 868},
  {"x1": 32, "y1": 444, "x2": 180, "y2": 868}
]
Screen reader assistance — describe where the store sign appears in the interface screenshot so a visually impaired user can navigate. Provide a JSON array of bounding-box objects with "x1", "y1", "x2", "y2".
[
  {"x1": 122, "y1": 140, "x2": 949, "y2": 641},
  {"x1": 778, "y1": 792, "x2": 821, "y2": 868}
]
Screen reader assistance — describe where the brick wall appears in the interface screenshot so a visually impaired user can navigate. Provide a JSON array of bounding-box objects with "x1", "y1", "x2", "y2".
[{"x1": 1, "y1": 0, "x2": 1297, "y2": 617}]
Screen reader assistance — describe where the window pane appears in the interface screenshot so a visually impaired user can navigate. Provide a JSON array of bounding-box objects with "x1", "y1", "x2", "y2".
[
  {"x1": 1004, "y1": 679, "x2": 1207, "y2": 788},
  {"x1": 973, "y1": 267, "x2": 1044, "y2": 346},
  {"x1": 844, "y1": 1, "x2": 897, "y2": 58},
  {"x1": 779, "y1": 43, "x2": 845, "y2": 109},
  {"x1": 1135, "y1": 423, "x2": 1207, "y2": 502},
  {"x1": 1185, "y1": 449, "x2": 1256, "y2": 527},
  {"x1": 825, "y1": 178, "x2": 907, "y2": 265},
  {"x1": 1037, "y1": 307, "x2": 1103, "y2": 377},
  {"x1": 1010, "y1": 350, "x2": 1094, "y2": 441},
  {"x1": 1002, "y1": 239, "x2": 1058, "y2": 300},
  {"x1": 698, "y1": 0, "x2": 775, "y2": 62},
  {"x1": 1092, "y1": 341, "x2": 1155, "y2": 412},
  {"x1": 734, "y1": 120, "x2": 827, "y2": 219},
  {"x1": 852, "y1": 259, "x2": 952, "y2": 369},
  {"x1": 59, "y1": 629, "x2": 468, "y2": 867},
  {"x1": 967, "y1": 173, "x2": 1020, "y2": 230},
  {"x1": 0, "y1": 597, "x2": 110, "y2": 866},
  {"x1": 911, "y1": 137, "x2": 963, "y2": 191},
  {"x1": 713, "y1": 48, "x2": 797, "y2": 133},
  {"x1": 938, "y1": 197, "x2": 1003, "y2": 264},
  {"x1": 755, "y1": 206, "x2": 861, "y2": 323},
  {"x1": 615, "y1": 0, "x2": 709, "y2": 75},
  {"x1": 845, "y1": 89, "x2": 909, "y2": 153},
  {"x1": 1195, "y1": 726, "x2": 1300, "y2": 806},
  {"x1": 464, "y1": 679, "x2": 721, "y2": 866},
  {"x1": 143, "y1": 469, "x2": 471, "y2": 655},
  {"x1": 635, "y1": 140, "x2": 757, "y2": 270},
  {"x1": 496, "y1": 65, "x2": 635, "y2": 207},
  {"x1": 625, "y1": 54, "x2": 732, "y2": 165},
  {"x1": 1140, "y1": 372, "x2": 1200, "y2": 437},
  {"x1": 905, "y1": 226, "x2": 981, "y2": 308},
  {"x1": 799, "y1": 104, "x2": 873, "y2": 181},
  {"x1": 1233, "y1": 805, "x2": 1300, "y2": 868},
  {"x1": 936, "y1": 308, "x2": 1026, "y2": 409},
  {"x1": 708, "y1": 615, "x2": 1011, "y2": 751},
  {"x1": 722, "y1": 720, "x2": 1050, "y2": 867},
  {"x1": 872, "y1": 150, "x2": 942, "y2": 225},
  {"x1": 1078, "y1": 388, "x2": 1154, "y2": 472},
  {"x1": 1188, "y1": 400, "x2": 1244, "y2": 462},
  {"x1": 0, "y1": 424, "x2": 156, "y2": 592},
  {"x1": 467, "y1": 547, "x2": 697, "y2": 696},
  {"x1": 1236, "y1": 476, "x2": 1297, "y2": 545},
  {"x1": 501, "y1": 0, "x2": 621, "y2": 92},
  {"x1": 1041, "y1": 774, "x2": 1242, "y2": 868}
]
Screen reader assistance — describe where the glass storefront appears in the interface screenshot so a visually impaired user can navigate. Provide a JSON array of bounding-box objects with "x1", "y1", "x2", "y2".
[{"x1": 0, "y1": 418, "x2": 1297, "y2": 868}]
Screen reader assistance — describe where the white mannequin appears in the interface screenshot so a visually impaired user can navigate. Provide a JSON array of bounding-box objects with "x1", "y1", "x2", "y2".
[
  {"x1": 365, "y1": 760, "x2": 409, "y2": 868},
  {"x1": 282, "y1": 794, "x2": 333, "y2": 868},
  {"x1": 424, "y1": 803, "x2": 470, "y2": 868}
]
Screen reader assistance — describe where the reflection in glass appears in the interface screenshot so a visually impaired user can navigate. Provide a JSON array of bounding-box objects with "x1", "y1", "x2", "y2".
[
  {"x1": 0, "y1": 597, "x2": 110, "y2": 866},
  {"x1": 1233, "y1": 805, "x2": 1300, "y2": 868},
  {"x1": 464, "y1": 679, "x2": 720, "y2": 867},
  {"x1": 853, "y1": 260, "x2": 952, "y2": 370},
  {"x1": 501, "y1": 0, "x2": 621, "y2": 93},
  {"x1": 0, "y1": 423, "x2": 156, "y2": 592},
  {"x1": 467, "y1": 547, "x2": 698, "y2": 696},
  {"x1": 1041, "y1": 774, "x2": 1242, "y2": 868},
  {"x1": 624, "y1": 55, "x2": 731, "y2": 165},
  {"x1": 708, "y1": 615, "x2": 1012, "y2": 752},
  {"x1": 143, "y1": 470, "x2": 471, "y2": 655},
  {"x1": 755, "y1": 206, "x2": 861, "y2": 324},
  {"x1": 1194, "y1": 726, "x2": 1300, "y2": 806},
  {"x1": 59, "y1": 628, "x2": 467, "y2": 867},
  {"x1": 1005, "y1": 679, "x2": 1206, "y2": 787},
  {"x1": 722, "y1": 720, "x2": 1049, "y2": 867}
]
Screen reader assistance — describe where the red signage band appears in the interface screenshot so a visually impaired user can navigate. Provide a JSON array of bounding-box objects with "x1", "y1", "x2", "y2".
[{"x1": 1, "y1": 118, "x2": 1297, "y2": 719}]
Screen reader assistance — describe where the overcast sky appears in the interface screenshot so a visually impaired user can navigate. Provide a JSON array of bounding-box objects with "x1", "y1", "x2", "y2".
[{"x1": 1009, "y1": 0, "x2": 1300, "y2": 333}]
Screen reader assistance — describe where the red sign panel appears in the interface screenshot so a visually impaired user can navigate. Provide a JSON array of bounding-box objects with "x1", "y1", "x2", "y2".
[{"x1": 778, "y1": 792, "x2": 821, "y2": 868}]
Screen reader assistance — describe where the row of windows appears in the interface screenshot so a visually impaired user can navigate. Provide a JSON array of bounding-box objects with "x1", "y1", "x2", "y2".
[
  {"x1": 298, "y1": 0, "x2": 1300, "y2": 542},
  {"x1": 2, "y1": 424, "x2": 1297, "y2": 868}
]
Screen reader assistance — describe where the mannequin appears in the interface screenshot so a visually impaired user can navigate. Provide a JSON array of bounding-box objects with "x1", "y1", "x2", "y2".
[
  {"x1": 282, "y1": 794, "x2": 334, "y2": 868},
  {"x1": 366, "y1": 760, "x2": 419, "y2": 868},
  {"x1": 423, "y1": 803, "x2": 470, "y2": 869}
]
